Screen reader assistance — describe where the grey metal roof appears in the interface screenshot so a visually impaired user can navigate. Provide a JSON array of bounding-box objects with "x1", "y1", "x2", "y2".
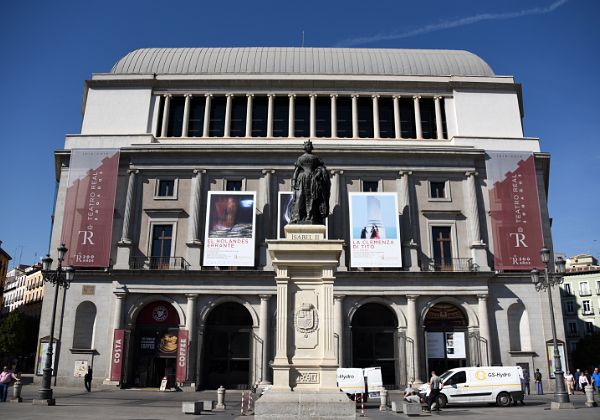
[{"x1": 111, "y1": 48, "x2": 494, "y2": 77}]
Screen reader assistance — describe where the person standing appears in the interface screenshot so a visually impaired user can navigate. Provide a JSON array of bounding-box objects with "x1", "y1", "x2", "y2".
[
  {"x1": 574, "y1": 369, "x2": 581, "y2": 392},
  {"x1": 0, "y1": 366, "x2": 18, "y2": 402},
  {"x1": 84, "y1": 366, "x2": 93, "y2": 392},
  {"x1": 578, "y1": 370, "x2": 590, "y2": 393},
  {"x1": 591, "y1": 367, "x2": 600, "y2": 393},
  {"x1": 522, "y1": 369, "x2": 530, "y2": 395},
  {"x1": 426, "y1": 370, "x2": 443, "y2": 412},
  {"x1": 534, "y1": 368, "x2": 543, "y2": 395},
  {"x1": 564, "y1": 370, "x2": 574, "y2": 395}
]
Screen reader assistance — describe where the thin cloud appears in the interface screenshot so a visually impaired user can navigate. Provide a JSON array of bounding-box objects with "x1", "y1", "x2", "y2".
[{"x1": 335, "y1": 0, "x2": 570, "y2": 47}]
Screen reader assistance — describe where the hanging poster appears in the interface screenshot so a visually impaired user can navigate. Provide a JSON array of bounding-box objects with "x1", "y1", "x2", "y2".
[
  {"x1": 203, "y1": 191, "x2": 256, "y2": 266},
  {"x1": 546, "y1": 342, "x2": 567, "y2": 379},
  {"x1": 486, "y1": 152, "x2": 545, "y2": 270},
  {"x1": 348, "y1": 192, "x2": 402, "y2": 267},
  {"x1": 110, "y1": 329, "x2": 125, "y2": 381},
  {"x1": 426, "y1": 332, "x2": 445, "y2": 359},
  {"x1": 60, "y1": 148, "x2": 120, "y2": 267},
  {"x1": 446, "y1": 332, "x2": 466, "y2": 359},
  {"x1": 74, "y1": 360, "x2": 89, "y2": 378},
  {"x1": 36, "y1": 339, "x2": 58, "y2": 376},
  {"x1": 176, "y1": 330, "x2": 188, "y2": 383}
]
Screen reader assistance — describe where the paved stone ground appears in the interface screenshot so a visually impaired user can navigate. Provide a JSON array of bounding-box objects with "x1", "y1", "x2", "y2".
[{"x1": 1, "y1": 384, "x2": 598, "y2": 419}]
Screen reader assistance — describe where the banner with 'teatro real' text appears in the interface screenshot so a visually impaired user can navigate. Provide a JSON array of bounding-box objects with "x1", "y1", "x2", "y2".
[{"x1": 60, "y1": 149, "x2": 120, "y2": 267}]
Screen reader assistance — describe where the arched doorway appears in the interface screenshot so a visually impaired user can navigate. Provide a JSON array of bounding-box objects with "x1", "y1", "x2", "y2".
[
  {"x1": 203, "y1": 302, "x2": 253, "y2": 389},
  {"x1": 351, "y1": 303, "x2": 397, "y2": 386},
  {"x1": 132, "y1": 300, "x2": 180, "y2": 388},
  {"x1": 424, "y1": 303, "x2": 468, "y2": 374}
]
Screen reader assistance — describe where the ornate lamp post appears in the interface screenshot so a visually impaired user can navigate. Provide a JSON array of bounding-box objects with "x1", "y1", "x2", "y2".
[
  {"x1": 530, "y1": 247, "x2": 573, "y2": 409},
  {"x1": 34, "y1": 244, "x2": 74, "y2": 406}
]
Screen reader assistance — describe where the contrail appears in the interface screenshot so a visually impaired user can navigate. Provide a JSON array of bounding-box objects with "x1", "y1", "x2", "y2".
[{"x1": 335, "y1": 0, "x2": 570, "y2": 47}]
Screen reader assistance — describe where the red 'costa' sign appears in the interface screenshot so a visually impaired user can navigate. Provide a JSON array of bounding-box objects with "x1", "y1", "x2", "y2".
[
  {"x1": 176, "y1": 330, "x2": 188, "y2": 383},
  {"x1": 110, "y1": 329, "x2": 125, "y2": 381}
]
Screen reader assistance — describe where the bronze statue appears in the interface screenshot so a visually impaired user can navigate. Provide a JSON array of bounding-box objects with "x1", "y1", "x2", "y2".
[{"x1": 290, "y1": 141, "x2": 330, "y2": 225}]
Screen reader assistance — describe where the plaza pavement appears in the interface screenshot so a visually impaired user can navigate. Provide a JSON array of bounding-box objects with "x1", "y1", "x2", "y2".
[{"x1": 1, "y1": 383, "x2": 598, "y2": 419}]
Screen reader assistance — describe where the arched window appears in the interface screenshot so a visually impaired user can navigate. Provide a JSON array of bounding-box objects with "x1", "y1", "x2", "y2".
[
  {"x1": 507, "y1": 303, "x2": 531, "y2": 351},
  {"x1": 72, "y1": 301, "x2": 97, "y2": 349}
]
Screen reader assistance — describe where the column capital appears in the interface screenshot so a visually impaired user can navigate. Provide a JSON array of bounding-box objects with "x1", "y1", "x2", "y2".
[
  {"x1": 127, "y1": 168, "x2": 139, "y2": 175},
  {"x1": 225, "y1": 93, "x2": 234, "y2": 98},
  {"x1": 465, "y1": 171, "x2": 479, "y2": 177},
  {"x1": 261, "y1": 169, "x2": 276, "y2": 175},
  {"x1": 392, "y1": 95, "x2": 401, "y2": 100},
  {"x1": 330, "y1": 169, "x2": 344, "y2": 176},
  {"x1": 267, "y1": 93, "x2": 275, "y2": 98},
  {"x1": 330, "y1": 94, "x2": 338, "y2": 98},
  {"x1": 288, "y1": 93, "x2": 296, "y2": 98},
  {"x1": 185, "y1": 93, "x2": 193, "y2": 98},
  {"x1": 185, "y1": 293, "x2": 199, "y2": 300},
  {"x1": 399, "y1": 170, "x2": 413, "y2": 177},
  {"x1": 371, "y1": 94, "x2": 380, "y2": 99},
  {"x1": 413, "y1": 95, "x2": 421, "y2": 100},
  {"x1": 205, "y1": 93, "x2": 213, "y2": 98},
  {"x1": 334, "y1": 294, "x2": 346, "y2": 302},
  {"x1": 434, "y1": 95, "x2": 443, "y2": 100},
  {"x1": 477, "y1": 293, "x2": 489, "y2": 300},
  {"x1": 351, "y1": 94, "x2": 359, "y2": 99},
  {"x1": 163, "y1": 93, "x2": 172, "y2": 98},
  {"x1": 406, "y1": 295, "x2": 419, "y2": 302},
  {"x1": 259, "y1": 294, "x2": 272, "y2": 301},
  {"x1": 309, "y1": 93, "x2": 317, "y2": 98},
  {"x1": 115, "y1": 292, "x2": 127, "y2": 299},
  {"x1": 192, "y1": 168, "x2": 206, "y2": 175}
]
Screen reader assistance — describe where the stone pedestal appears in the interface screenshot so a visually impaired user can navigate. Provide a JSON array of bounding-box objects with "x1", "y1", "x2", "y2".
[{"x1": 255, "y1": 224, "x2": 355, "y2": 419}]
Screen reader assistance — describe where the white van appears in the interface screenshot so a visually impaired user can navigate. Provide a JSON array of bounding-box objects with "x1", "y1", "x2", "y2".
[
  {"x1": 337, "y1": 367, "x2": 384, "y2": 400},
  {"x1": 419, "y1": 366, "x2": 524, "y2": 407}
]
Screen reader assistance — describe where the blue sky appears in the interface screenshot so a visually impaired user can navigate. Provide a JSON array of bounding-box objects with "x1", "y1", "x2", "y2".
[{"x1": 1, "y1": 0, "x2": 598, "y2": 265}]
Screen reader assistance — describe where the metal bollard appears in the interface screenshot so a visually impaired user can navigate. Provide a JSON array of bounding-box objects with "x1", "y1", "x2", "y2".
[
  {"x1": 11, "y1": 378, "x2": 23, "y2": 403},
  {"x1": 215, "y1": 385, "x2": 226, "y2": 411},
  {"x1": 585, "y1": 385, "x2": 597, "y2": 407},
  {"x1": 379, "y1": 389, "x2": 388, "y2": 411}
]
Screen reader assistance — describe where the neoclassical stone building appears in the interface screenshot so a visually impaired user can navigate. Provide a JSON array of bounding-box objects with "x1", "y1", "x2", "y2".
[{"x1": 38, "y1": 48, "x2": 565, "y2": 390}]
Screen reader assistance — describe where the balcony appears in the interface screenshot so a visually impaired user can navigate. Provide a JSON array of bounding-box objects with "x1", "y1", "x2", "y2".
[
  {"x1": 582, "y1": 310, "x2": 595, "y2": 316},
  {"x1": 421, "y1": 258, "x2": 479, "y2": 272},
  {"x1": 579, "y1": 290, "x2": 592, "y2": 297},
  {"x1": 130, "y1": 256, "x2": 190, "y2": 271}
]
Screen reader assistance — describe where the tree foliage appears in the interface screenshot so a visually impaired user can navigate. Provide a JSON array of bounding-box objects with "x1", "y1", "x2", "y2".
[
  {"x1": 571, "y1": 333, "x2": 600, "y2": 371},
  {"x1": 0, "y1": 311, "x2": 37, "y2": 356}
]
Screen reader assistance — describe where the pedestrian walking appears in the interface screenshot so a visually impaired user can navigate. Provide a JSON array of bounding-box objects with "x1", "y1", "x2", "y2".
[
  {"x1": 574, "y1": 369, "x2": 581, "y2": 392},
  {"x1": 0, "y1": 366, "x2": 18, "y2": 402},
  {"x1": 564, "y1": 370, "x2": 574, "y2": 395},
  {"x1": 591, "y1": 367, "x2": 600, "y2": 393},
  {"x1": 84, "y1": 366, "x2": 93, "y2": 392},
  {"x1": 579, "y1": 370, "x2": 590, "y2": 393},
  {"x1": 522, "y1": 369, "x2": 530, "y2": 395},
  {"x1": 534, "y1": 368, "x2": 543, "y2": 395},
  {"x1": 426, "y1": 370, "x2": 443, "y2": 412}
]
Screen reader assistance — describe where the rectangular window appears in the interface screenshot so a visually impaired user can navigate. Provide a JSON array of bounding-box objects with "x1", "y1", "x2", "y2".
[
  {"x1": 399, "y1": 98, "x2": 416, "y2": 138},
  {"x1": 582, "y1": 300, "x2": 592, "y2": 314},
  {"x1": 295, "y1": 96, "x2": 310, "y2": 137},
  {"x1": 229, "y1": 96, "x2": 247, "y2": 137},
  {"x1": 151, "y1": 224, "x2": 173, "y2": 268},
  {"x1": 226, "y1": 180, "x2": 242, "y2": 191},
  {"x1": 315, "y1": 96, "x2": 331, "y2": 137},
  {"x1": 565, "y1": 301, "x2": 574, "y2": 314},
  {"x1": 357, "y1": 97, "x2": 373, "y2": 138},
  {"x1": 336, "y1": 97, "x2": 353, "y2": 138},
  {"x1": 378, "y1": 97, "x2": 395, "y2": 138},
  {"x1": 432, "y1": 226, "x2": 452, "y2": 271},
  {"x1": 585, "y1": 322, "x2": 594, "y2": 334},
  {"x1": 252, "y1": 96, "x2": 268, "y2": 137},
  {"x1": 155, "y1": 179, "x2": 176, "y2": 198},
  {"x1": 188, "y1": 96, "x2": 206, "y2": 137},
  {"x1": 429, "y1": 181, "x2": 447, "y2": 199},
  {"x1": 580, "y1": 281, "x2": 591, "y2": 296},
  {"x1": 563, "y1": 283, "x2": 572, "y2": 295},
  {"x1": 568, "y1": 322, "x2": 577, "y2": 335},
  {"x1": 272, "y1": 96, "x2": 289, "y2": 137},
  {"x1": 362, "y1": 181, "x2": 378, "y2": 192},
  {"x1": 596, "y1": 280, "x2": 600, "y2": 294},
  {"x1": 167, "y1": 96, "x2": 185, "y2": 137},
  {"x1": 209, "y1": 96, "x2": 226, "y2": 137},
  {"x1": 420, "y1": 98, "x2": 437, "y2": 139}
]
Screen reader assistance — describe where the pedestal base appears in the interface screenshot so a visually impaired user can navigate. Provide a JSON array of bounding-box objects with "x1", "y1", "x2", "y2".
[
  {"x1": 254, "y1": 391, "x2": 355, "y2": 419},
  {"x1": 32, "y1": 398, "x2": 56, "y2": 406},
  {"x1": 550, "y1": 401, "x2": 575, "y2": 410}
]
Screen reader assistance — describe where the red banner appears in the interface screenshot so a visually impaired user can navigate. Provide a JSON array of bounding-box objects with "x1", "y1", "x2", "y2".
[
  {"x1": 486, "y1": 152, "x2": 545, "y2": 270},
  {"x1": 110, "y1": 329, "x2": 125, "y2": 381},
  {"x1": 60, "y1": 149, "x2": 120, "y2": 267},
  {"x1": 176, "y1": 330, "x2": 189, "y2": 383}
]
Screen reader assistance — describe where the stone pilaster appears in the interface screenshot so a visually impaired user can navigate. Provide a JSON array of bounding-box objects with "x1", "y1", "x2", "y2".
[
  {"x1": 115, "y1": 168, "x2": 138, "y2": 269},
  {"x1": 259, "y1": 294, "x2": 272, "y2": 385},
  {"x1": 397, "y1": 171, "x2": 420, "y2": 271},
  {"x1": 413, "y1": 95, "x2": 422, "y2": 139},
  {"x1": 186, "y1": 169, "x2": 205, "y2": 270},
  {"x1": 465, "y1": 171, "x2": 490, "y2": 271}
]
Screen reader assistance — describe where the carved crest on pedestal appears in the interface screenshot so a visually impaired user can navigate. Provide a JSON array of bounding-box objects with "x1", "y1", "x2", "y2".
[{"x1": 296, "y1": 303, "x2": 319, "y2": 337}]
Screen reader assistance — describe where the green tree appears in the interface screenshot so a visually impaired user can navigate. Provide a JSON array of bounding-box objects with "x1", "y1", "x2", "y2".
[{"x1": 571, "y1": 333, "x2": 600, "y2": 371}]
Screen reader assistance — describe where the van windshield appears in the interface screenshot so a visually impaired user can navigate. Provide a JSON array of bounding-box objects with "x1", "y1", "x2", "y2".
[{"x1": 439, "y1": 370, "x2": 454, "y2": 381}]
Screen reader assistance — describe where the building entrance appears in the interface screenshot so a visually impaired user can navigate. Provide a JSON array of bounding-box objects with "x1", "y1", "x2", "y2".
[
  {"x1": 424, "y1": 303, "x2": 467, "y2": 374},
  {"x1": 351, "y1": 303, "x2": 397, "y2": 386},
  {"x1": 202, "y1": 302, "x2": 252, "y2": 389}
]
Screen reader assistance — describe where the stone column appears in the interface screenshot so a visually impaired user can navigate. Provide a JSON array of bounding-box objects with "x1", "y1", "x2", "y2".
[
  {"x1": 186, "y1": 169, "x2": 205, "y2": 270},
  {"x1": 182, "y1": 94, "x2": 191, "y2": 137},
  {"x1": 185, "y1": 294, "x2": 198, "y2": 385},
  {"x1": 245, "y1": 94, "x2": 253, "y2": 138},
  {"x1": 434, "y1": 96, "x2": 444, "y2": 140},
  {"x1": 195, "y1": 324, "x2": 205, "y2": 389},
  {"x1": 478, "y1": 294, "x2": 491, "y2": 366},
  {"x1": 309, "y1": 94, "x2": 316, "y2": 138},
  {"x1": 465, "y1": 171, "x2": 490, "y2": 271},
  {"x1": 372, "y1": 95, "x2": 380, "y2": 138},
  {"x1": 334, "y1": 295, "x2": 345, "y2": 367},
  {"x1": 406, "y1": 295, "x2": 422, "y2": 384},
  {"x1": 202, "y1": 94, "x2": 212, "y2": 137},
  {"x1": 224, "y1": 94, "x2": 233, "y2": 137},
  {"x1": 393, "y1": 96, "x2": 401, "y2": 139},
  {"x1": 267, "y1": 94, "x2": 274, "y2": 138},
  {"x1": 272, "y1": 275, "x2": 289, "y2": 390},
  {"x1": 397, "y1": 171, "x2": 419, "y2": 271},
  {"x1": 259, "y1": 294, "x2": 271, "y2": 384},
  {"x1": 329, "y1": 169, "x2": 347, "y2": 270},
  {"x1": 330, "y1": 94, "x2": 337, "y2": 138},
  {"x1": 259, "y1": 169, "x2": 274, "y2": 270},
  {"x1": 413, "y1": 95, "x2": 422, "y2": 139},
  {"x1": 351, "y1": 95, "x2": 359, "y2": 138},
  {"x1": 160, "y1": 94, "x2": 171, "y2": 137},
  {"x1": 288, "y1": 94, "x2": 295, "y2": 138},
  {"x1": 115, "y1": 169, "x2": 138, "y2": 269},
  {"x1": 112, "y1": 292, "x2": 127, "y2": 331}
]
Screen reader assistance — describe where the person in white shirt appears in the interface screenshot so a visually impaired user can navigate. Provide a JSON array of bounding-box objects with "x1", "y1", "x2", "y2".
[{"x1": 564, "y1": 370, "x2": 574, "y2": 395}]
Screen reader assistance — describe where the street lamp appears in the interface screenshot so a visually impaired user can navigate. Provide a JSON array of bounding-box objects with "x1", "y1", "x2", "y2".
[
  {"x1": 530, "y1": 247, "x2": 573, "y2": 409},
  {"x1": 34, "y1": 244, "x2": 74, "y2": 406}
]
